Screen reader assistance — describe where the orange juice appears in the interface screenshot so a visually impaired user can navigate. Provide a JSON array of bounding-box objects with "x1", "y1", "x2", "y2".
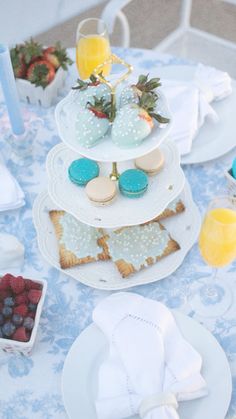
[
  {"x1": 76, "y1": 35, "x2": 111, "y2": 80},
  {"x1": 199, "y1": 208, "x2": 236, "y2": 267}
]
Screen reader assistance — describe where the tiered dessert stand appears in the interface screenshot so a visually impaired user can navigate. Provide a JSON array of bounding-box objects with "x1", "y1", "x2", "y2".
[{"x1": 33, "y1": 56, "x2": 201, "y2": 290}]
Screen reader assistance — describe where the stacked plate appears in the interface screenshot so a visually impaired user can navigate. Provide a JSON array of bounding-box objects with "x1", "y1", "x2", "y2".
[{"x1": 33, "y1": 87, "x2": 201, "y2": 290}]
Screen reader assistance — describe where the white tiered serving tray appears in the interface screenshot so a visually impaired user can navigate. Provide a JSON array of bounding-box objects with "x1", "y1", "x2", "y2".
[
  {"x1": 32, "y1": 182, "x2": 201, "y2": 290},
  {"x1": 46, "y1": 140, "x2": 185, "y2": 228},
  {"x1": 54, "y1": 89, "x2": 172, "y2": 162}
]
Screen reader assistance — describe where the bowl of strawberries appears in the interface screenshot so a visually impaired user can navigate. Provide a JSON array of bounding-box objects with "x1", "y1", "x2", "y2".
[
  {"x1": 10, "y1": 39, "x2": 73, "y2": 107},
  {"x1": 0, "y1": 273, "x2": 47, "y2": 355}
]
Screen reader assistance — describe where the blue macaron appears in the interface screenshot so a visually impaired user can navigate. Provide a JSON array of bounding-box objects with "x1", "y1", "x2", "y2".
[
  {"x1": 232, "y1": 158, "x2": 236, "y2": 179},
  {"x1": 68, "y1": 158, "x2": 99, "y2": 186},
  {"x1": 119, "y1": 169, "x2": 148, "y2": 198}
]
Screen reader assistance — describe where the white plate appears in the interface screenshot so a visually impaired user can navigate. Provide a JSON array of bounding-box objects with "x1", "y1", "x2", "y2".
[
  {"x1": 46, "y1": 140, "x2": 185, "y2": 228},
  {"x1": 32, "y1": 182, "x2": 201, "y2": 290},
  {"x1": 54, "y1": 89, "x2": 172, "y2": 163},
  {"x1": 150, "y1": 65, "x2": 236, "y2": 164},
  {"x1": 61, "y1": 312, "x2": 232, "y2": 419}
]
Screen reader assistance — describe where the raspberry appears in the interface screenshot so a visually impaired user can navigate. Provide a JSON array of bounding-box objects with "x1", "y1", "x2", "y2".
[
  {"x1": 10, "y1": 276, "x2": 25, "y2": 294},
  {"x1": 1, "y1": 273, "x2": 14, "y2": 289},
  {"x1": 25, "y1": 279, "x2": 42, "y2": 291},
  {"x1": 28, "y1": 289, "x2": 42, "y2": 304},
  {"x1": 12, "y1": 327, "x2": 29, "y2": 342},
  {"x1": 0, "y1": 289, "x2": 10, "y2": 302},
  {"x1": 15, "y1": 293, "x2": 28, "y2": 305},
  {"x1": 13, "y1": 304, "x2": 28, "y2": 317}
]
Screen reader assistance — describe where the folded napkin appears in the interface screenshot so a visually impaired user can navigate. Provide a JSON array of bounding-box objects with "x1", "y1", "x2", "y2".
[
  {"x1": 93, "y1": 292, "x2": 207, "y2": 419},
  {"x1": 161, "y1": 63, "x2": 232, "y2": 155},
  {"x1": 0, "y1": 159, "x2": 25, "y2": 211}
]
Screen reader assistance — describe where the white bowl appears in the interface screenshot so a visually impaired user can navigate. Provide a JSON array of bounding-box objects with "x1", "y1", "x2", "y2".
[
  {"x1": 16, "y1": 67, "x2": 66, "y2": 107},
  {"x1": 0, "y1": 278, "x2": 47, "y2": 355}
]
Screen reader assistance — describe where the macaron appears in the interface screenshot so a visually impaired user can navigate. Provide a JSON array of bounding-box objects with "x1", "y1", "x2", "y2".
[
  {"x1": 232, "y1": 158, "x2": 236, "y2": 179},
  {"x1": 119, "y1": 169, "x2": 148, "y2": 198},
  {"x1": 68, "y1": 158, "x2": 99, "y2": 186},
  {"x1": 134, "y1": 148, "x2": 164, "y2": 175},
  {"x1": 86, "y1": 177, "x2": 117, "y2": 206}
]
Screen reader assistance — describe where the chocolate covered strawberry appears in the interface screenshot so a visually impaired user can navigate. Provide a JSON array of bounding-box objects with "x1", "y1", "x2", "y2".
[
  {"x1": 72, "y1": 74, "x2": 111, "y2": 108},
  {"x1": 119, "y1": 74, "x2": 161, "y2": 108},
  {"x1": 112, "y1": 92, "x2": 169, "y2": 148},
  {"x1": 75, "y1": 97, "x2": 111, "y2": 148},
  {"x1": 27, "y1": 59, "x2": 55, "y2": 88}
]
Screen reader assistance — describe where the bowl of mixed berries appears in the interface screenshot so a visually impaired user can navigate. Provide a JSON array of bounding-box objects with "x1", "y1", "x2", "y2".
[
  {"x1": 0, "y1": 273, "x2": 47, "y2": 355},
  {"x1": 10, "y1": 39, "x2": 73, "y2": 107}
]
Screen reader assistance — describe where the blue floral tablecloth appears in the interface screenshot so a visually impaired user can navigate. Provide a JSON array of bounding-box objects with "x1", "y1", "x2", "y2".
[{"x1": 0, "y1": 48, "x2": 235, "y2": 419}]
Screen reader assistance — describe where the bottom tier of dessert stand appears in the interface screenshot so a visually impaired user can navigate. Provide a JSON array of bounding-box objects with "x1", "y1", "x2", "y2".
[
  {"x1": 33, "y1": 181, "x2": 201, "y2": 291},
  {"x1": 46, "y1": 139, "x2": 185, "y2": 228}
]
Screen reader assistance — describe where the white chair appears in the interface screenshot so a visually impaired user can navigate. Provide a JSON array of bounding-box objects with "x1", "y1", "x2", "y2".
[{"x1": 101, "y1": 0, "x2": 236, "y2": 77}]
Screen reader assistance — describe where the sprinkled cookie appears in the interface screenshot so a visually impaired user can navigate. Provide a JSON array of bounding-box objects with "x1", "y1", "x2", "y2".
[
  {"x1": 151, "y1": 199, "x2": 185, "y2": 221},
  {"x1": 49, "y1": 211, "x2": 108, "y2": 269},
  {"x1": 98, "y1": 222, "x2": 180, "y2": 278}
]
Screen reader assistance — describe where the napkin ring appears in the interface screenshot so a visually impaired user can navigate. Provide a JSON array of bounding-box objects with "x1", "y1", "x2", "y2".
[{"x1": 139, "y1": 392, "x2": 178, "y2": 418}]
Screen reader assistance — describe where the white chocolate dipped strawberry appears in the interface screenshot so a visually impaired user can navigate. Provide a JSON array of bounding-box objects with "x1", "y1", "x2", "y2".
[
  {"x1": 75, "y1": 97, "x2": 111, "y2": 148},
  {"x1": 112, "y1": 92, "x2": 169, "y2": 148},
  {"x1": 72, "y1": 74, "x2": 111, "y2": 108},
  {"x1": 119, "y1": 74, "x2": 161, "y2": 108}
]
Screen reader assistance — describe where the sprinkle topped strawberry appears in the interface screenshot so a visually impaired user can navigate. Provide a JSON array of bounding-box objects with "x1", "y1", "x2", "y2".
[
  {"x1": 120, "y1": 74, "x2": 161, "y2": 108},
  {"x1": 76, "y1": 97, "x2": 111, "y2": 148},
  {"x1": 72, "y1": 74, "x2": 111, "y2": 108},
  {"x1": 27, "y1": 59, "x2": 55, "y2": 88},
  {"x1": 112, "y1": 92, "x2": 169, "y2": 148},
  {"x1": 43, "y1": 42, "x2": 73, "y2": 70}
]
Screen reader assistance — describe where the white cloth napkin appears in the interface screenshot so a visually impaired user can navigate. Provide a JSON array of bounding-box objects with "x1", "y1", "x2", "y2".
[
  {"x1": 161, "y1": 64, "x2": 232, "y2": 155},
  {"x1": 0, "y1": 159, "x2": 25, "y2": 211},
  {"x1": 93, "y1": 292, "x2": 207, "y2": 419}
]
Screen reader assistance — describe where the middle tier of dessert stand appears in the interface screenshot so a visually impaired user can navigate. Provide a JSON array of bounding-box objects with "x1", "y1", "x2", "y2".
[{"x1": 33, "y1": 56, "x2": 201, "y2": 290}]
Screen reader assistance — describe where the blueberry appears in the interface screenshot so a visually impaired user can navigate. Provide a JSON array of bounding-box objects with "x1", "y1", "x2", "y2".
[
  {"x1": 4, "y1": 297, "x2": 15, "y2": 307},
  {"x1": 2, "y1": 306, "x2": 12, "y2": 317},
  {"x1": 23, "y1": 317, "x2": 34, "y2": 331},
  {"x1": 0, "y1": 313, "x2": 4, "y2": 326},
  {"x1": 2, "y1": 322, "x2": 16, "y2": 337},
  {"x1": 12, "y1": 314, "x2": 23, "y2": 326},
  {"x1": 28, "y1": 303, "x2": 37, "y2": 312}
]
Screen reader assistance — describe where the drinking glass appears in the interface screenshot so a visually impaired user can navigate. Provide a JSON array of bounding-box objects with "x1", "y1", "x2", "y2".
[
  {"x1": 76, "y1": 18, "x2": 111, "y2": 80},
  {"x1": 190, "y1": 196, "x2": 236, "y2": 316}
]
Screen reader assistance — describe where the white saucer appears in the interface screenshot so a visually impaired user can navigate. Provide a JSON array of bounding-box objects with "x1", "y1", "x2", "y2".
[
  {"x1": 149, "y1": 65, "x2": 236, "y2": 164},
  {"x1": 46, "y1": 140, "x2": 185, "y2": 228},
  {"x1": 61, "y1": 311, "x2": 232, "y2": 419},
  {"x1": 55, "y1": 89, "x2": 172, "y2": 163},
  {"x1": 33, "y1": 182, "x2": 201, "y2": 290}
]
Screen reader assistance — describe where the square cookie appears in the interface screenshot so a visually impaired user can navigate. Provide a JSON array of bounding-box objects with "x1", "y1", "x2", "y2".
[
  {"x1": 49, "y1": 210, "x2": 108, "y2": 269},
  {"x1": 152, "y1": 199, "x2": 185, "y2": 221},
  {"x1": 98, "y1": 221, "x2": 180, "y2": 278}
]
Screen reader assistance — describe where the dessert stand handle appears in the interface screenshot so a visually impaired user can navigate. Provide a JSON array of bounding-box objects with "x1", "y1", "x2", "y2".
[{"x1": 93, "y1": 54, "x2": 133, "y2": 181}]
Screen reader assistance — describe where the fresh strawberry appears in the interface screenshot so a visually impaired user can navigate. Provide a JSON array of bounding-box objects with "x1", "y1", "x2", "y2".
[
  {"x1": 43, "y1": 42, "x2": 72, "y2": 70},
  {"x1": 25, "y1": 279, "x2": 42, "y2": 291},
  {"x1": 28, "y1": 289, "x2": 42, "y2": 304},
  {"x1": 13, "y1": 304, "x2": 28, "y2": 317},
  {"x1": 15, "y1": 292, "x2": 29, "y2": 305},
  {"x1": 23, "y1": 38, "x2": 43, "y2": 65},
  {"x1": 10, "y1": 46, "x2": 27, "y2": 79},
  {"x1": 12, "y1": 327, "x2": 29, "y2": 342},
  {"x1": 27, "y1": 59, "x2": 55, "y2": 88},
  {"x1": 112, "y1": 92, "x2": 169, "y2": 148},
  {"x1": 10, "y1": 276, "x2": 25, "y2": 294},
  {"x1": 75, "y1": 97, "x2": 111, "y2": 148}
]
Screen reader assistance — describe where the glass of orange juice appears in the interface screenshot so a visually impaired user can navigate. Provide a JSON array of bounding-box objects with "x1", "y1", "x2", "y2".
[
  {"x1": 76, "y1": 18, "x2": 111, "y2": 80},
  {"x1": 191, "y1": 196, "x2": 236, "y2": 316}
]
